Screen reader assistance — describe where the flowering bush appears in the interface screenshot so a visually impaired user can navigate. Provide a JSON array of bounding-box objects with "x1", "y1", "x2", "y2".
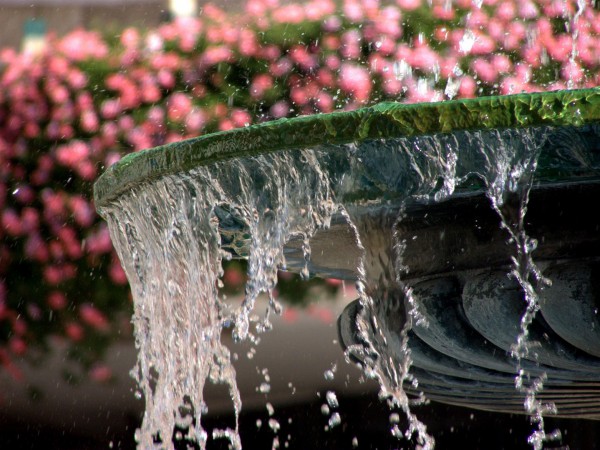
[{"x1": 1, "y1": 0, "x2": 599, "y2": 380}]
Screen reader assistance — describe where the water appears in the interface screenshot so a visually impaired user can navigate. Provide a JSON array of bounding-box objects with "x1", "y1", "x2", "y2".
[{"x1": 98, "y1": 124, "x2": 574, "y2": 448}]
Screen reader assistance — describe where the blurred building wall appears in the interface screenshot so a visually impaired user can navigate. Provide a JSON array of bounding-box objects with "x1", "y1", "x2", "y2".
[{"x1": 0, "y1": 0, "x2": 169, "y2": 50}]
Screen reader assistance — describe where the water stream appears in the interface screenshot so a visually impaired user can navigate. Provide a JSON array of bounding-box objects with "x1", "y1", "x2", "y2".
[{"x1": 98, "y1": 124, "x2": 571, "y2": 449}]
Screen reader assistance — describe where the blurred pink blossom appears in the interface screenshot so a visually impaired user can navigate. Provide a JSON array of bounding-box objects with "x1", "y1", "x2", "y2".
[
  {"x1": 167, "y1": 92, "x2": 192, "y2": 122},
  {"x1": 47, "y1": 291, "x2": 67, "y2": 310},
  {"x1": 339, "y1": 63, "x2": 372, "y2": 102},
  {"x1": 89, "y1": 364, "x2": 113, "y2": 383},
  {"x1": 343, "y1": 0, "x2": 364, "y2": 22},
  {"x1": 273, "y1": 4, "x2": 306, "y2": 23},
  {"x1": 396, "y1": 0, "x2": 421, "y2": 10},
  {"x1": 79, "y1": 304, "x2": 109, "y2": 331},
  {"x1": 250, "y1": 74, "x2": 274, "y2": 100}
]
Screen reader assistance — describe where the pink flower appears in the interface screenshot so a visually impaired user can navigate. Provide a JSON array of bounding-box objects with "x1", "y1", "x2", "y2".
[
  {"x1": 167, "y1": 92, "x2": 192, "y2": 122},
  {"x1": 471, "y1": 58, "x2": 497, "y2": 84},
  {"x1": 13, "y1": 185, "x2": 35, "y2": 204},
  {"x1": 377, "y1": 7, "x2": 403, "y2": 38},
  {"x1": 246, "y1": 0, "x2": 268, "y2": 16},
  {"x1": 80, "y1": 110, "x2": 99, "y2": 133},
  {"x1": 89, "y1": 364, "x2": 113, "y2": 383},
  {"x1": 104, "y1": 152, "x2": 121, "y2": 168},
  {"x1": 305, "y1": 0, "x2": 335, "y2": 20},
  {"x1": 339, "y1": 63, "x2": 372, "y2": 102},
  {"x1": 65, "y1": 322, "x2": 84, "y2": 341},
  {"x1": 491, "y1": 54, "x2": 512, "y2": 74},
  {"x1": 317, "y1": 91, "x2": 334, "y2": 112},
  {"x1": 66, "y1": 69, "x2": 87, "y2": 90},
  {"x1": 290, "y1": 86, "x2": 309, "y2": 106},
  {"x1": 70, "y1": 196, "x2": 95, "y2": 227},
  {"x1": 239, "y1": 29, "x2": 258, "y2": 57},
  {"x1": 458, "y1": 76, "x2": 476, "y2": 98},
  {"x1": 47, "y1": 291, "x2": 67, "y2": 310},
  {"x1": 500, "y1": 76, "x2": 525, "y2": 95},
  {"x1": 1, "y1": 209, "x2": 22, "y2": 237},
  {"x1": 273, "y1": 4, "x2": 306, "y2": 23},
  {"x1": 48, "y1": 83, "x2": 70, "y2": 104},
  {"x1": 230, "y1": 109, "x2": 252, "y2": 128},
  {"x1": 323, "y1": 16, "x2": 343, "y2": 32},
  {"x1": 432, "y1": 5, "x2": 455, "y2": 20},
  {"x1": 185, "y1": 108, "x2": 207, "y2": 133},
  {"x1": 343, "y1": 0, "x2": 364, "y2": 22},
  {"x1": 56, "y1": 141, "x2": 90, "y2": 169},
  {"x1": 382, "y1": 76, "x2": 402, "y2": 95},
  {"x1": 518, "y1": 1, "x2": 539, "y2": 18},
  {"x1": 25, "y1": 233, "x2": 49, "y2": 262},
  {"x1": 547, "y1": 35, "x2": 574, "y2": 63},
  {"x1": 471, "y1": 34, "x2": 495, "y2": 55},
  {"x1": 341, "y1": 30, "x2": 362, "y2": 59},
  {"x1": 270, "y1": 101, "x2": 291, "y2": 118},
  {"x1": 289, "y1": 46, "x2": 318, "y2": 71},
  {"x1": 495, "y1": 1, "x2": 515, "y2": 21},
  {"x1": 270, "y1": 58, "x2": 293, "y2": 77},
  {"x1": 317, "y1": 68, "x2": 335, "y2": 88},
  {"x1": 250, "y1": 74, "x2": 274, "y2": 99},
  {"x1": 80, "y1": 304, "x2": 109, "y2": 331},
  {"x1": 44, "y1": 265, "x2": 63, "y2": 285},
  {"x1": 157, "y1": 69, "x2": 176, "y2": 89},
  {"x1": 561, "y1": 60, "x2": 585, "y2": 85},
  {"x1": 120, "y1": 28, "x2": 140, "y2": 48},
  {"x1": 218, "y1": 119, "x2": 235, "y2": 131},
  {"x1": 20, "y1": 207, "x2": 39, "y2": 232},
  {"x1": 109, "y1": 258, "x2": 128, "y2": 285},
  {"x1": 282, "y1": 308, "x2": 299, "y2": 323},
  {"x1": 200, "y1": 46, "x2": 233, "y2": 66},
  {"x1": 85, "y1": 225, "x2": 113, "y2": 255},
  {"x1": 58, "y1": 29, "x2": 108, "y2": 61},
  {"x1": 100, "y1": 99, "x2": 122, "y2": 120},
  {"x1": 9, "y1": 338, "x2": 27, "y2": 356},
  {"x1": 411, "y1": 45, "x2": 440, "y2": 71},
  {"x1": 307, "y1": 304, "x2": 334, "y2": 324},
  {"x1": 396, "y1": 0, "x2": 421, "y2": 11}
]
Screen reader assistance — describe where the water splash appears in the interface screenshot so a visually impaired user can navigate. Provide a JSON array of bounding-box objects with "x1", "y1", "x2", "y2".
[
  {"x1": 103, "y1": 150, "x2": 337, "y2": 449},
  {"x1": 482, "y1": 128, "x2": 561, "y2": 449},
  {"x1": 101, "y1": 125, "x2": 566, "y2": 449},
  {"x1": 566, "y1": 0, "x2": 588, "y2": 89}
]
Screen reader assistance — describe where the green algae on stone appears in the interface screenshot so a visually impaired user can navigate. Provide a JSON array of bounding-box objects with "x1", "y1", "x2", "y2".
[{"x1": 94, "y1": 89, "x2": 600, "y2": 209}]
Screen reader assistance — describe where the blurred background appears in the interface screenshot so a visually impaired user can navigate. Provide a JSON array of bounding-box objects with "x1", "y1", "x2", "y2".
[{"x1": 2, "y1": 0, "x2": 600, "y2": 448}]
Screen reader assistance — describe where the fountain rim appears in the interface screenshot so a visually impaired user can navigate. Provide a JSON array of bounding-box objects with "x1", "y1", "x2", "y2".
[{"x1": 93, "y1": 88, "x2": 600, "y2": 209}]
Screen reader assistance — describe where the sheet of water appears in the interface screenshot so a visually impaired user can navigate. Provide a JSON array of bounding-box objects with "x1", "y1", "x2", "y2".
[{"x1": 100, "y1": 127, "x2": 555, "y2": 449}]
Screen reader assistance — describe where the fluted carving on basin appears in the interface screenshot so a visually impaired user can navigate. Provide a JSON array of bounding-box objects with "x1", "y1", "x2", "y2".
[{"x1": 339, "y1": 263, "x2": 600, "y2": 419}]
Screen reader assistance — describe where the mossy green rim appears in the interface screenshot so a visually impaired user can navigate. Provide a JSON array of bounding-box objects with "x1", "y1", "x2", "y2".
[{"x1": 94, "y1": 88, "x2": 600, "y2": 209}]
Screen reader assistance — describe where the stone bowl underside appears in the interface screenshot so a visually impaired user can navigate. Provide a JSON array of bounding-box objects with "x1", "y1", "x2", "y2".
[{"x1": 95, "y1": 89, "x2": 600, "y2": 418}]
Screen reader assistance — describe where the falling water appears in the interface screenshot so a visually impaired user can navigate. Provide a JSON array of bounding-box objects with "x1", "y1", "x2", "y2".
[{"x1": 100, "y1": 125, "x2": 571, "y2": 449}]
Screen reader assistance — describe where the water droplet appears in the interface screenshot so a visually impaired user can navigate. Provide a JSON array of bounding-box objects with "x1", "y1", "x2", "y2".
[
  {"x1": 269, "y1": 418, "x2": 281, "y2": 433},
  {"x1": 328, "y1": 412, "x2": 341, "y2": 428},
  {"x1": 321, "y1": 404, "x2": 330, "y2": 415},
  {"x1": 445, "y1": 77, "x2": 461, "y2": 100},
  {"x1": 266, "y1": 402, "x2": 275, "y2": 416},
  {"x1": 326, "y1": 391, "x2": 339, "y2": 409},
  {"x1": 259, "y1": 382, "x2": 271, "y2": 393},
  {"x1": 459, "y1": 29, "x2": 475, "y2": 54}
]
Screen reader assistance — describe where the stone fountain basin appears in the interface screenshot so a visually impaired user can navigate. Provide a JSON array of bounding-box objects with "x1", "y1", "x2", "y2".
[{"x1": 94, "y1": 88, "x2": 600, "y2": 419}]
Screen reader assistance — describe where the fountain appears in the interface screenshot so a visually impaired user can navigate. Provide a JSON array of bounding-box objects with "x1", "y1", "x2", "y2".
[{"x1": 94, "y1": 88, "x2": 600, "y2": 449}]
